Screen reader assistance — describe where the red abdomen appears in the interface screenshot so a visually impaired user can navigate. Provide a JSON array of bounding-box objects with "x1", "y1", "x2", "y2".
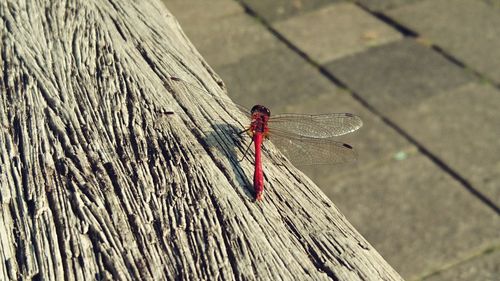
[{"x1": 253, "y1": 133, "x2": 264, "y2": 200}]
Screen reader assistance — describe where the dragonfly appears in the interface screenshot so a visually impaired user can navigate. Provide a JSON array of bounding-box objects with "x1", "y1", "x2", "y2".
[
  {"x1": 241, "y1": 105, "x2": 362, "y2": 200},
  {"x1": 169, "y1": 76, "x2": 363, "y2": 201}
]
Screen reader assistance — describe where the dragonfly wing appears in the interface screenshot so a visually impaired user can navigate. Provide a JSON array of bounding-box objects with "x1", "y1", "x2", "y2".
[
  {"x1": 169, "y1": 76, "x2": 251, "y2": 121},
  {"x1": 269, "y1": 133, "x2": 357, "y2": 166},
  {"x1": 267, "y1": 113, "x2": 362, "y2": 138}
]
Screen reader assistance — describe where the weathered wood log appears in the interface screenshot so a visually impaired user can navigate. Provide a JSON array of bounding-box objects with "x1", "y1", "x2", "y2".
[{"x1": 0, "y1": 0, "x2": 404, "y2": 280}]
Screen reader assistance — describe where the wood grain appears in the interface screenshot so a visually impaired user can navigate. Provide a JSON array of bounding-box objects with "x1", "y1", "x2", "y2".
[{"x1": 0, "y1": 0, "x2": 403, "y2": 280}]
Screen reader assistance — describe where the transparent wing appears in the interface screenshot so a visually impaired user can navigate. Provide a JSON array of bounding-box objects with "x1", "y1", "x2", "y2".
[
  {"x1": 168, "y1": 76, "x2": 359, "y2": 165},
  {"x1": 168, "y1": 76, "x2": 251, "y2": 123},
  {"x1": 269, "y1": 132, "x2": 357, "y2": 166},
  {"x1": 268, "y1": 113, "x2": 362, "y2": 138}
]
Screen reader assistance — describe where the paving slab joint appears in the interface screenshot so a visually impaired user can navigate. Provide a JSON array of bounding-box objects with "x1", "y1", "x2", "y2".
[
  {"x1": 416, "y1": 244, "x2": 500, "y2": 281},
  {"x1": 430, "y1": 44, "x2": 500, "y2": 90},
  {"x1": 353, "y1": 2, "x2": 418, "y2": 37},
  {"x1": 234, "y1": 0, "x2": 320, "y2": 67}
]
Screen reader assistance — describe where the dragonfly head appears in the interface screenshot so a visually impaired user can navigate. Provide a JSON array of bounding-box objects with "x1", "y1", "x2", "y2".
[{"x1": 250, "y1": 105, "x2": 271, "y2": 117}]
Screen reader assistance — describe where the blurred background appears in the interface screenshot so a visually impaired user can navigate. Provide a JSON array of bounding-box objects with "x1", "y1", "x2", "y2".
[{"x1": 162, "y1": 0, "x2": 500, "y2": 280}]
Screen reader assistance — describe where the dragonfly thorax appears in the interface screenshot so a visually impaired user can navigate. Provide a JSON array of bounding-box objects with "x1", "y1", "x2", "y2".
[{"x1": 250, "y1": 105, "x2": 270, "y2": 134}]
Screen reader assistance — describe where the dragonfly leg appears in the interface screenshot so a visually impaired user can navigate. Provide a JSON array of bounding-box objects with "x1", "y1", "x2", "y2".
[
  {"x1": 238, "y1": 139, "x2": 254, "y2": 163},
  {"x1": 238, "y1": 128, "x2": 250, "y2": 136}
]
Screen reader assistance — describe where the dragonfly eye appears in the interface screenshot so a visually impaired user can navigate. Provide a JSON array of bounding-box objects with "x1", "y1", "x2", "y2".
[{"x1": 251, "y1": 105, "x2": 271, "y2": 117}]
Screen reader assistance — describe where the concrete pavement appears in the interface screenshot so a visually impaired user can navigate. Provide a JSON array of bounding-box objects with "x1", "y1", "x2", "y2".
[{"x1": 163, "y1": 0, "x2": 500, "y2": 280}]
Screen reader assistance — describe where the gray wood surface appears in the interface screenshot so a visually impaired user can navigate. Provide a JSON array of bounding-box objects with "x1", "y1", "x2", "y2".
[{"x1": 0, "y1": 0, "x2": 403, "y2": 280}]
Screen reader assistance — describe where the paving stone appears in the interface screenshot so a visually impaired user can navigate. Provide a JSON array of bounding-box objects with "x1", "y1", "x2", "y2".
[
  {"x1": 356, "y1": 0, "x2": 420, "y2": 11},
  {"x1": 393, "y1": 82, "x2": 500, "y2": 206},
  {"x1": 425, "y1": 250, "x2": 500, "y2": 281},
  {"x1": 322, "y1": 154, "x2": 500, "y2": 279},
  {"x1": 216, "y1": 43, "x2": 338, "y2": 111},
  {"x1": 241, "y1": 0, "x2": 340, "y2": 23},
  {"x1": 165, "y1": 1, "x2": 279, "y2": 67},
  {"x1": 388, "y1": 0, "x2": 500, "y2": 83},
  {"x1": 483, "y1": 0, "x2": 500, "y2": 8},
  {"x1": 164, "y1": 0, "x2": 244, "y2": 24},
  {"x1": 325, "y1": 39, "x2": 476, "y2": 116},
  {"x1": 273, "y1": 3, "x2": 402, "y2": 63}
]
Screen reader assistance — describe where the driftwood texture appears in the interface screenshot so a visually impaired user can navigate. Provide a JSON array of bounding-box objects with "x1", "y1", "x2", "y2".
[{"x1": 0, "y1": 0, "x2": 403, "y2": 280}]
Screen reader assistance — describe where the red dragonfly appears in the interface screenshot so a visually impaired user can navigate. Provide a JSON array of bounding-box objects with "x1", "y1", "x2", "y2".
[
  {"x1": 241, "y1": 105, "x2": 362, "y2": 201},
  {"x1": 169, "y1": 77, "x2": 362, "y2": 201}
]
